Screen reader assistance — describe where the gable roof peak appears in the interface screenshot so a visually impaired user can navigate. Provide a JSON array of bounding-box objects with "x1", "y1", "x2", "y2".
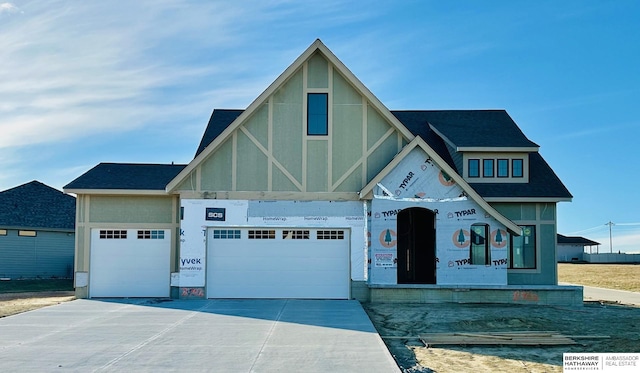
[{"x1": 167, "y1": 39, "x2": 415, "y2": 192}]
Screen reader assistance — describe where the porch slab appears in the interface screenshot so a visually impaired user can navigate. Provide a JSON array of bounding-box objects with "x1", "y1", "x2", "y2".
[{"x1": 368, "y1": 284, "x2": 583, "y2": 307}]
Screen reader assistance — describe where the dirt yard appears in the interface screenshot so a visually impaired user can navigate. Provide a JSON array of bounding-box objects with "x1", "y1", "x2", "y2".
[
  {"x1": 558, "y1": 263, "x2": 640, "y2": 292},
  {"x1": 364, "y1": 302, "x2": 640, "y2": 372},
  {"x1": 0, "y1": 291, "x2": 75, "y2": 318}
]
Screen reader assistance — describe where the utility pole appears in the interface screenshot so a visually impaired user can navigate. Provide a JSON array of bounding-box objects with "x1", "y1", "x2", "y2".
[{"x1": 605, "y1": 221, "x2": 615, "y2": 253}]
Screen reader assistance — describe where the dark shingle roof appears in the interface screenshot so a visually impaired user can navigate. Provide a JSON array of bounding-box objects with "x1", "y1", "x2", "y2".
[
  {"x1": 390, "y1": 111, "x2": 457, "y2": 169},
  {"x1": 0, "y1": 181, "x2": 76, "y2": 230},
  {"x1": 412, "y1": 110, "x2": 539, "y2": 149},
  {"x1": 64, "y1": 163, "x2": 186, "y2": 191},
  {"x1": 195, "y1": 108, "x2": 571, "y2": 200},
  {"x1": 557, "y1": 234, "x2": 600, "y2": 246},
  {"x1": 195, "y1": 109, "x2": 243, "y2": 157}
]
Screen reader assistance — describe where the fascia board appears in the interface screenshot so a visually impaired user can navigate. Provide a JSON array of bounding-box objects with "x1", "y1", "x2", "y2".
[
  {"x1": 483, "y1": 197, "x2": 573, "y2": 203},
  {"x1": 63, "y1": 189, "x2": 169, "y2": 196},
  {"x1": 0, "y1": 226, "x2": 75, "y2": 233},
  {"x1": 458, "y1": 146, "x2": 540, "y2": 152}
]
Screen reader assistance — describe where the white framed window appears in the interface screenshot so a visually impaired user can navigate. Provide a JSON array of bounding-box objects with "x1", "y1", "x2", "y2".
[
  {"x1": 248, "y1": 230, "x2": 275, "y2": 239},
  {"x1": 212, "y1": 229, "x2": 241, "y2": 239},
  {"x1": 19, "y1": 230, "x2": 37, "y2": 237},
  {"x1": 283, "y1": 230, "x2": 309, "y2": 239},
  {"x1": 317, "y1": 230, "x2": 345, "y2": 240},
  {"x1": 137, "y1": 230, "x2": 165, "y2": 239},
  {"x1": 99, "y1": 230, "x2": 127, "y2": 239}
]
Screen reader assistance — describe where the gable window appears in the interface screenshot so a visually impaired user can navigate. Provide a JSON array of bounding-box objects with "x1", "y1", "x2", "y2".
[
  {"x1": 468, "y1": 159, "x2": 480, "y2": 178},
  {"x1": 470, "y1": 224, "x2": 490, "y2": 265},
  {"x1": 483, "y1": 159, "x2": 494, "y2": 177},
  {"x1": 512, "y1": 159, "x2": 524, "y2": 178},
  {"x1": 497, "y1": 159, "x2": 509, "y2": 178},
  {"x1": 307, "y1": 93, "x2": 328, "y2": 135},
  {"x1": 510, "y1": 225, "x2": 536, "y2": 268}
]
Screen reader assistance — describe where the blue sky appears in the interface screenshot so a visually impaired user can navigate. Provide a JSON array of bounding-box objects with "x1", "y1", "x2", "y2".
[{"x1": 1, "y1": 1, "x2": 639, "y2": 252}]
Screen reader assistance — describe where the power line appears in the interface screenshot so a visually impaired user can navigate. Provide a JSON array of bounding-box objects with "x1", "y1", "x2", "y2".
[{"x1": 605, "y1": 221, "x2": 615, "y2": 253}]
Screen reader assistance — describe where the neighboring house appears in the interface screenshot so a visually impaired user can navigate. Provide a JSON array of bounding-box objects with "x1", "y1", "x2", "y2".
[
  {"x1": 0, "y1": 181, "x2": 76, "y2": 279},
  {"x1": 557, "y1": 234, "x2": 600, "y2": 262},
  {"x1": 65, "y1": 40, "x2": 576, "y2": 304}
]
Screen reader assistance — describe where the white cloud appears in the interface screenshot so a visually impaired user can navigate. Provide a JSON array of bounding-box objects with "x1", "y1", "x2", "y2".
[{"x1": 0, "y1": 2, "x2": 20, "y2": 15}]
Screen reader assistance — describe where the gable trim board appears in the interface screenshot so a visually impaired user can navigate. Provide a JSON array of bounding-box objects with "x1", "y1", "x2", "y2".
[
  {"x1": 360, "y1": 136, "x2": 522, "y2": 235},
  {"x1": 166, "y1": 39, "x2": 415, "y2": 193}
]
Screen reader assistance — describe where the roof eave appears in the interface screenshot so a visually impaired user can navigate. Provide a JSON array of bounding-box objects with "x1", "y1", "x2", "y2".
[
  {"x1": 483, "y1": 197, "x2": 573, "y2": 203},
  {"x1": 457, "y1": 146, "x2": 540, "y2": 152},
  {"x1": 63, "y1": 188, "x2": 169, "y2": 196},
  {"x1": 0, "y1": 225, "x2": 74, "y2": 233}
]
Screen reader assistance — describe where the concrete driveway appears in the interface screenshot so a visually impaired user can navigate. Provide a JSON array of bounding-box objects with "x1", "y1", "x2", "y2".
[
  {"x1": 560, "y1": 282, "x2": 640, "y2": 306},
  {"x1": 0, "y1": 299, "x2": 399, "y2": 372}
]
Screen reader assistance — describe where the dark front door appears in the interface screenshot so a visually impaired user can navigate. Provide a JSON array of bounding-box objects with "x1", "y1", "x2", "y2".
[{"x1": 397, "y1": 207, "x2": 436, "y2": 284}]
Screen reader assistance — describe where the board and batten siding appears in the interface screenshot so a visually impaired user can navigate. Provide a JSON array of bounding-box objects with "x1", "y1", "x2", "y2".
[
  {"x1": 73, "y1": 194, "x2": 180, "y2": 298},
  {"x1": 176, "y1": 52, "x2": 408, "y2": 198},
  {"x1": 0, "y1": 229, "x2": 74, "y2": 279}
]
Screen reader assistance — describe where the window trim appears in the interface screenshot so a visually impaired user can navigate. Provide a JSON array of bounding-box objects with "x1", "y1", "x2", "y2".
[
  {"x1": 468, "y1": 159, "x2": 480, "y2": 178},
  {"x1": 512, "y1": 159, "x2": 524, "y2": 178},
  {"x1": 212, "y1": 229, "x2": 241, "y2": 239},
  {"x1": 497, "y1": 159, "x2": 509, "y2": 178},
  {"x1": 18, "y1": 230, "x2": 37, "y2": 237},
  {"x1": 99, "y1": 230, "x2": 127, "y2": 239},
  {"x1": 483, "y1": 159, "x2": 495, "y2": 178},
  {"x1": 307, "y1": 92, "x2": 328, "y2": 136},
  {"x1": 248, "y1": 230, "x2": 276, "y2": 239},
  {"x1": 317, "y1": 230, "x2": 345, "y2": 240},
  {"x1": 469, "y1": 223, "x2": 490, "y2": 265},
  {"x1": 137, "y1": 230, "x2": 166, "y2": 240},
  {"x1": 509, "y1": 225, "x2": 536, "y2": 269}
]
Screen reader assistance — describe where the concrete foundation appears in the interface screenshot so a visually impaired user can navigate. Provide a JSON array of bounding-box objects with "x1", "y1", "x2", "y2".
[{"x1": 367, "y1": 284, "x2": 584, "y2": 307}]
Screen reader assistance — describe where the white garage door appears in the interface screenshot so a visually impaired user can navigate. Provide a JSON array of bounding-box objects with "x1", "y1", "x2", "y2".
[
  {"x1": 90, "y1": 229, "x2": 171, "y2": 297},
  {"x1": 207, "y1": 228, "x2": 350, "y2": 299}
]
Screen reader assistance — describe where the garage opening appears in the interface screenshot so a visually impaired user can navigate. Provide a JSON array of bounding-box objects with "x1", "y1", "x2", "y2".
[
  {"x1": 89, "y1": 228, "x2": 171, "y2": 297},
  {"x1": 397, "y1": 207, "x2": 436, "y2": 284},
  {"x1": 206, "y1": 228, "x2": 350, "y2": 299}
]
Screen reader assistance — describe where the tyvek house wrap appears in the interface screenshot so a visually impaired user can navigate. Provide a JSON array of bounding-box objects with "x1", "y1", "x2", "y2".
[{"x1": 369, "y1": 147, "x2": 508, "y2": 285}]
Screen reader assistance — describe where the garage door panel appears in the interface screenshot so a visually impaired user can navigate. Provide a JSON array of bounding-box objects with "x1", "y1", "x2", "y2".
[
  {"x1": 90, "y1": 229, "x2": 170, "y2": 298},
  {"x1": 207, "y1": 228, "x2": 349, "y2": 299},
  {"x1": 209, "y1": 257, "x2": 346, "y2": 272}
]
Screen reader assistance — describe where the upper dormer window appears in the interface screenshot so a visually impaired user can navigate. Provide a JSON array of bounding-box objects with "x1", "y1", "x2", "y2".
[
  {"x1": 497, "y1": 159, "x2": 509, "y2": 178},
  {"x1": 512, "y1": 159, "x2": 523, "y2": 178},
  {"x1": 468, "y1": 159, "x2": 480, "y2": 178},
  {"x1": 483, "y1": 159, "x2": 494, "y2": 177},
  {"x1": 465, "y1": 155, "x2": 527, "y2": 182},
  {"x1": 307, "y1": 93, "x2": 328, "y2": 135}
]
